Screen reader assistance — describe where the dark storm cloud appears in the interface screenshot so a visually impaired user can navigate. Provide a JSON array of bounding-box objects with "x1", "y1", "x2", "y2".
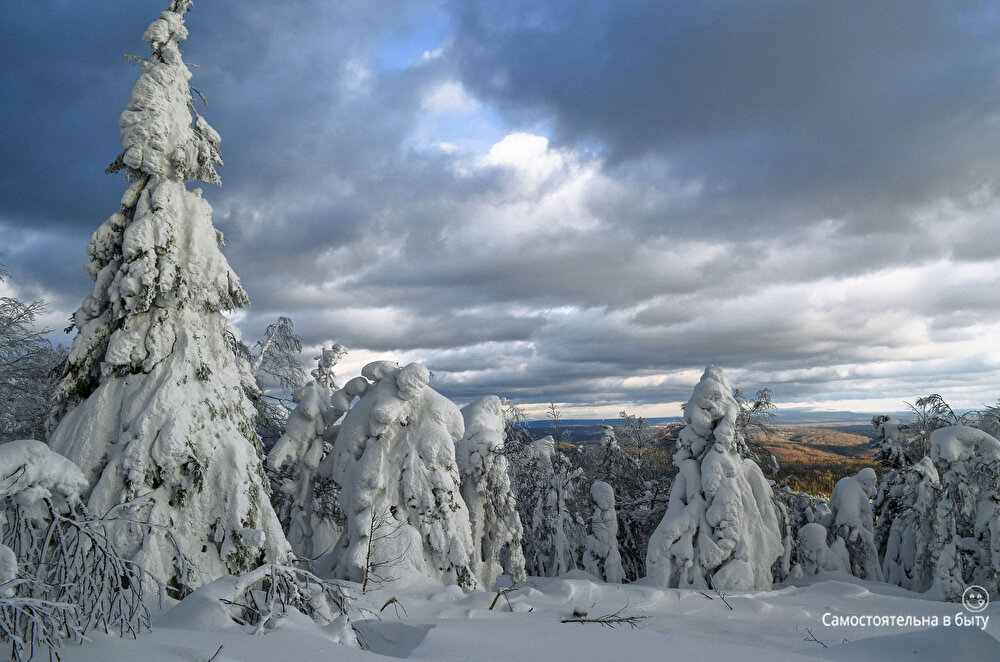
[
  {"x1": 445, "y1": 0, "x2": 1000, "y2": 233},
  {"x1": 2, "y1": 0, "x2": 999, "y2": 415}
]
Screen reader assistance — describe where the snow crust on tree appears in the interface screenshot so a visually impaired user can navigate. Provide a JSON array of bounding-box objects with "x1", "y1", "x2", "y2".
[
  {"x1": 646, "y1": 366, "x2": 782, "y2": 590},
  {"x1": 881, "y1": 457, "x2": 940, "y2": 591},
  {"x1": 928, "y1": 425, "x2": 1000, "y2": 600},
  {"x1": 47, "y1": 1, "x2": 289, "y2": 592},
  {"x1": 583, "y1": 480, "x2": 624, "y2": 583},
  {"x1": 456, "y1": 396, "x2": 526, "y2": 587},
  {"x1": 827, "y1": 468, "x2": 883, "y2": 582},
  {"x1": 320, "y1": 361, "x2": 478, "y2": 589},
  {"x1": 0, "y1": 440, "x2": 87, "y2": 512}
]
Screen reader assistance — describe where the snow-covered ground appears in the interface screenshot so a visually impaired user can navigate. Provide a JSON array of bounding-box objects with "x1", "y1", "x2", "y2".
[{"x1": 63, "y1": 571, "x2": 1000, "y2": 661}]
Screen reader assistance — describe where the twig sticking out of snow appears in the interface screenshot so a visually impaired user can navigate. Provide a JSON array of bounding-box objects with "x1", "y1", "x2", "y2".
[
  {"x1": 714, "y1": 588, "x2": 733, "y2": 610},
  {"x1": 379, "y1": 597, "x2": 407, "y2": 619},
  {"x1": 697, "y1": 588, "x2": 733, "y2": 609},
  {"x1": 488, "y1": 586, "x2": 519, "y2": 611},
  {"x1": 803, "y1": 627, "x2": 828, "y2": 648},
  {"x1": 560, "y1": 604, "x2": 646, "y2": 629}
]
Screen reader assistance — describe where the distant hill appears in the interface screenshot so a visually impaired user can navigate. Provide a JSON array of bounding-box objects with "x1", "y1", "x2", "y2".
[
  {"x1": 524, "y1": 416, "x2": 880, "y2": 496},
  {"x1": 523, "y1": 417, "x2": 682, "y2": 444},
  {"x1": 758, "y1": 425, "x2": 877, "y2": 495}
]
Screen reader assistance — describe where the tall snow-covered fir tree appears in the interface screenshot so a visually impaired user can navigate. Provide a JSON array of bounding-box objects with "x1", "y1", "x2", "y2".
[
  {"x1": 646, "y1": 366, "x2": 783, "y2": 590},
  {"x1": 47, "y1": 1, "x2": 290, "y2": 591}
]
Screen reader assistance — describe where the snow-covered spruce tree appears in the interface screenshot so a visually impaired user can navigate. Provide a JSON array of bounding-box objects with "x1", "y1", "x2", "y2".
[
  {"x1": 646, "y1": 366, "x2": 783, "y2": 590},
  {"x1": 47, "y1": 1, "x2": 290, "y2": 592},
  {"x1": 771, "y1": 485, "x2": 833, "y2": 581},
  {"x1": 266, "y1": 365, "x2": 368, "y2": 562},
  {"x1": 457, "y1": 396, "x2": 526, "y2": 587},
  {"x1": 313, "y1": 344, "x2": 348, "y2": 390},
  {"x1": 519, "y1": 435, "x2": 585, "y2": 577},
  {"x1": 793, "y1": 522, "x2": 849, "y2": 577},
  {"x1": 872, "y1": 415, "x2": 910, "y2": 469},
  {"x1": 880, "y1": 457, "x2": 940, "y2": 592},
  {"x1": 583, "y1": 423, "x2": 650, "y2": 582},
  {"x1": 319, "y1": 361, "x2": 478, "y2": 588},
  {"x1": 583, "y1": 480, "x2": 624, "y2": 583},
  {"x1": 827, "y1": 467, "x2": 883, "y2": 582},
  {"x1": 929, "y1": 425, "x2": 1000, "y2": 600}
]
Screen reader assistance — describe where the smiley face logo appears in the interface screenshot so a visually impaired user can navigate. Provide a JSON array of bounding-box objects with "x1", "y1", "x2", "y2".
[{"x1": 962, "y1": 585, "x2": 990, "y2": 613}]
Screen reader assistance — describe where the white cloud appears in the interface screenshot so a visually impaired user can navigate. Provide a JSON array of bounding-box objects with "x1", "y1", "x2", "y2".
[{"x1": 422, "y1": 80, "x2": 479, "y2": 114}]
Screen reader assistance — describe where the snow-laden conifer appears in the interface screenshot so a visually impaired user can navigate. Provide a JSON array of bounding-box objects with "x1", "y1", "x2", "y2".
[
  {"x1": 826, "y1": 468, "x2": 883, "y2": 581},
  {"x1": 880, "y1": 457, "x2": 940, "y2": 591},
  {"x1": 320, "y1": 361, "x2": 478, "y2": 588},
  {"x1": 47, "y1": 1, "x2": 289, "y2": 591},
  {"x1": 771, "y1": 485, "x2": 833, "y2": 581},
  {"x1": 583, "y1": 480, "x2": 624, "y2": 583},
  {"x1": 457, "y1": 396, "x2": 526, "y2": 587},
  {"x1": 928, "y1": 425, "x2": 1000, "y2": 600},
  {"x1": 646, "y1": 366, "x2": 783, "y2": 590},
  {"x1": 872, "y1": 415, "x2": 909, "y2": 469},
  {"x1": 520, "y1": 435, "x2": 585, "y2": 577},
  {"x1": 794, "y1": 522, "x2": 849, "y2": 576},
  {"x1": 266, "y1": 363, "x2": 366, "y2": 562},
  {"x1": 268, "y1": 381, "x2": 337, "y2": 561}
]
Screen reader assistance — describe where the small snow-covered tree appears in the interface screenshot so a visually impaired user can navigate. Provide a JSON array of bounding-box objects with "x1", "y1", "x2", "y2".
[
  {"x1": 906, "y1": 394, "x2": 972, "y2": 459},
  {"x1": 267, "y1": 380, "x2": 344, "y2": 561},
  {"x1": 580, "y1": 421, "x2": 666, "y2": 583},
  {"x1": 266, "y1": 368, "x2": 368, "y2": 562},
  {"x1": 320, "y1": 361, "x2": 478, "y2": 588},
  {"x1": 646, "y1": 366, "x2": 783, "y2": 591},
  {"x1": 872, "y1": 415, "x2": 908, "y2": 468},
  {"x1": 313, "y1": 344, "x2": 348, "y2": 390},
  {"x1": 0, "y1": 440, "x2": 155, "y2": 660},
  {"x1": 0, "y1": 272, "x2": 65, "y2": 443},
  {"x1": 47, "y1": 1, "x2": 290, "y2": 592},
  {"x1": 457, "y1": 396, "x2": 526, "y2": 587},
  {"x1": 240, "y1": 316, "x2": 308, "y2": 448},
  {"x1": 794, "y1": 522, "x2": 849, "y2": 577},
  {"x1": 519, "y1": 435, "x2": 585, "y2": 577},
  {"x1": 248, "y1": 317, "x2": 306, "y2": 392},
  {"x1": 928, "y1": 425, "x2": 1000, "y2": 600},
  {"x1": 827, "y1": 468, "x2": 883, "y2": 582},
  {"x1": 583, "y1": 481, "x2": 624, "y2": 583},
  {"x1": 771, "y1": 485, "x2": 833, "y2": 581},
  {"x1": 881, "y1": 457, "x2": 940, "y2": 592},
  {"x1": 733, "y1": 387, "x2": 780, "y2": 474}
]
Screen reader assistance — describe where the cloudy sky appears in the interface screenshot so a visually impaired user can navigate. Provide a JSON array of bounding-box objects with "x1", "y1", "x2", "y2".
[{"x1": 2, "y1": 1, "x2": 999, "y2": 418}]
